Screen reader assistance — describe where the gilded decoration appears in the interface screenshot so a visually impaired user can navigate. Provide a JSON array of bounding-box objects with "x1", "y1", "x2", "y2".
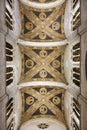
[
  {"x1": 21, "y1": 86, "x2": 65, "y2": 123},
  {"x1": 19, "y1": 45, "x2": 67, "y2": 84},
  {"x1": 20, "y1": 2, "x2": 66, "y2": 41}
]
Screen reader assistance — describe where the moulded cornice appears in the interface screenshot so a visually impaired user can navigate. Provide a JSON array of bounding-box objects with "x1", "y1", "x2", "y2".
[{"x1": 20, "y1": 0, "x2": 65, "y2": 9}]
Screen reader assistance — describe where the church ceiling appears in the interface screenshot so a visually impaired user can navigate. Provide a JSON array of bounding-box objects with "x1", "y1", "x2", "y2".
[
  {"x1": 19, "y1": 44, "x2": 67, "y2": 84},
  {"x1": 20, "y1": 86, "x2": 66, "y2": 124},
  {"x1": 20, "y1": 2, "x2": 66, "y2": 42}
]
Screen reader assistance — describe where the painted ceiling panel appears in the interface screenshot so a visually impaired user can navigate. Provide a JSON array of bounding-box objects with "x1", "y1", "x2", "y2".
[
  {"x1": 20, "y1": 2, "x2": 66, "y2": 42},
  {"x1": 20, "y1": 86, "x2": 66, "y2": 124},
  {"x1": 19, "y1": 44, "x2": 67, "y2": 84}
]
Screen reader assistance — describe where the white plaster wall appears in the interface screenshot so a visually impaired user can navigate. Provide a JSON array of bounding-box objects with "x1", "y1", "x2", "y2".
[
  {"x1": 14, "y1": 44, "x2": 22, "y2": 84},
  {"x1": 20, "y1": 117, "x2": 67, "y2": 130},
  {"x1": 14, "y1": 90, "x2": 22, "y2": 130},
  {"x1": 64, "y1": 44, "x2": 72, "y2": 84},
  {"x1": 64, "y1": 0, "x2": 73, "y2": 38},
  {"x1": 20, "y1": 0, "x2": 65, "y2": 9},
  {"x1": 64, "y1": 91, "x2": 73, "y2": 130}
]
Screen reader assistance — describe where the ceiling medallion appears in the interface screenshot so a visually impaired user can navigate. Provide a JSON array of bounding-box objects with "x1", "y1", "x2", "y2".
[
  {"x1": 25, "y1": 59, "x2": 34, "y2": 68},
  {"x1": 39, "y1": 70, "x2": 47, "y2": 78},
  {"x1": 39, "y1": 32, "x2": 47, "y2": 40},
  {"x1": 39, "y1": 12, "x2": 47, "y2": 21},
  {"x1": 40, "y1": 88, "x2": 47, "y2": 95},
  {"x1": 26, "y1": 96, "x2": 34, "y2": 105},
  {"x1": 39, "y1": 105, "x2": 48, "y2": 114},
  {"x1": 52, "y1": 22, "x2": 60, "y2": 31},
  {"x1": 52, "y1": 60, "x2": 60, "y2": 68},
  {"x1": 38, "y1": 123, "x2": 49, "y2": 129},
  {"x1": 39, "y1": 50, "x2": 47, "y2": 58},
  {"x1": 25, "y1": 22, "x2": 33, "y2": 30},
  {"x1": 52, "y1": 96, "x2": 61, "y2": 105}
]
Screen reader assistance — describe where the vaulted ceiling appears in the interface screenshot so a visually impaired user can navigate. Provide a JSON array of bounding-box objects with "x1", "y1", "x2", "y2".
[
  {"x1": 19, "y1": 1, "x2": 66, "y2": 41},
  {"x1": 19, "y1": 44, "x2": 67, "y2": 84},
  {"x1": 20, "y1": 86, "x2": 66, "y2": 123},
  {"x1": 18, "y1": 0, "x2": 68, "y2": 129}
]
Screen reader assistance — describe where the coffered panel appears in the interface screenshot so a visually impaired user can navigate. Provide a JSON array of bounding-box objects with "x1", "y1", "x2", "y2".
[
  {"x1": 20, "y1": 2, "x2": 66, "y2": 42},
  {"x1": 19, "y1": 44, "x2": 67, "y2": 84},
  {"x1": 20, "y1": 86, "x2": 66, "y2": 123}
]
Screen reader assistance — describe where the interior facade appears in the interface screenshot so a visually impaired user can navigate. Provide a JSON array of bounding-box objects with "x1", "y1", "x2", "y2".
[{"x1": 0, "y1": 0, "x2": 87, "y2": 130}]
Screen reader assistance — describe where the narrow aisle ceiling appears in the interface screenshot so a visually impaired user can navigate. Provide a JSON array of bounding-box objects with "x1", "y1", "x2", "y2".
[
  {"x1": 18, "y1": 0, "x2": 68, "y2": 130},
  {"x1": 20, "y1": 86, "x2": 66, "y2": 123},
  {"x1": 19, "y1": 45, "x2": 67, "y2": 84},
  {"x1": 19, "y1": 1, "x2": 66, "y2": 42}
]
